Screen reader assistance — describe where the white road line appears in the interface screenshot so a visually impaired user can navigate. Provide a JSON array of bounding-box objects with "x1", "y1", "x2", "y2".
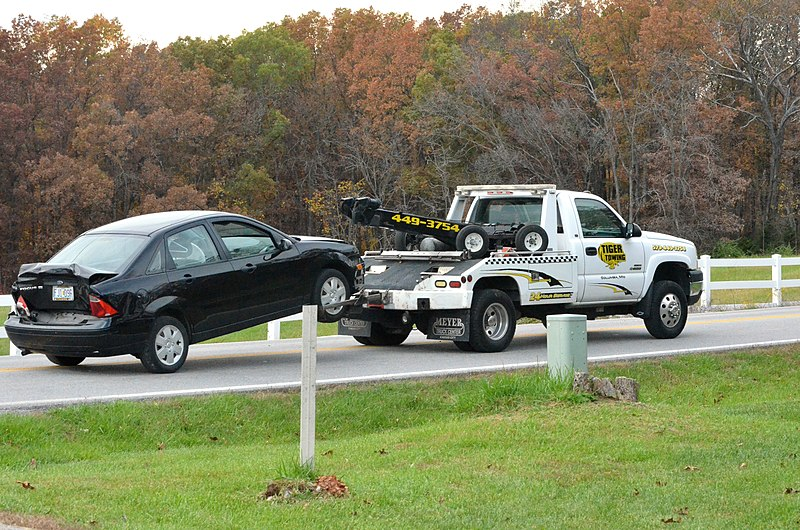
[{"x1": 3, "y1": 338, "x2": 799, "y2": 411}]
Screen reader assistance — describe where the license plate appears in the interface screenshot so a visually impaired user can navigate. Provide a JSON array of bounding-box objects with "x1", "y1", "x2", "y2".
[{"x1": 52, "y1": 286, "x2": 74, "y2": 302}]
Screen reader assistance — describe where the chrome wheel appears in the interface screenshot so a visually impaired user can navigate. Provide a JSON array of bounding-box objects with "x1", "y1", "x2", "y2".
[
  {"x1": 321, "y1": 275, "x2": 347, "y2": 315},
  {"x1": 658, "y1": 293, "x2": 682, "y2": 328},
  {"x1": 154, "y1": 324, "x2": 185, "y2": 366},
  {"x1": 482, "y1": 302, "x2": 510, "y2": 341}
]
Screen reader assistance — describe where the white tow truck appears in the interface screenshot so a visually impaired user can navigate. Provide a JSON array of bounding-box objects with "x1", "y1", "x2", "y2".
[{"x1": 338, "y1": 185, "x2": 703, "y2": 351}]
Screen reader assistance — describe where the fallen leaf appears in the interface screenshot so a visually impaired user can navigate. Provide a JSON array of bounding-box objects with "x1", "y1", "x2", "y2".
[
  {"x1": 376, "y1": 448, "x2": 388, "y2": 455},
  {"x1": 209, "y1": 436, "x2": 219, "y2": 442},
  {"x1": 323, "y1": 449, "x2": 334, "y2": 457},
  {"x1": 157, "y1": 442, "x2": 166, "y2": 451},
  {"x1": 315, "y1": 475, "x2": 349, "y2": 497},
  {"x1": 16, "y1": 481, "x2": 35, "y2": 490},
  {"x1": 656, "y1": 481, "x2": 667, "y2": 487},
  {"x1": 713, "y1": 394, "x2": 724, "y2": 404},
  {"x1": 677, "y1": 507, "x2": 689, "y2": 516},
  {"x1": 785, "y1": 487, "x2": 799, "y2": 494},
  {"x1": 661, "y1": 517, "x2": 682, "y2": 524},
  {"x1": 683, "y1": 465, "x2": 699, "y2": 472},
  {"x1": 633, "y1": 489, "x2": 640, "y2": 496},
  {"x1": 28, "y1": 458, "x2": 37, "y2": 469},
  {"x1": 739, "y1": 462, "x2": 747, "y2": 469}
]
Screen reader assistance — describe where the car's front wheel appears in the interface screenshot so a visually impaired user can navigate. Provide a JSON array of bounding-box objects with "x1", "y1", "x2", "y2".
[
  {"x1": 140, "y1": 316, "x2": 188, "y2": 373},
  {"x1": 643, "y1": 281, "x2": 688, "y2": 339},
  {"x1": 45, "y1": 355, "x2": 85, "y2": 367},
  {"x1": 314, "y1": 269, "x2": 351, "y2": 323}
]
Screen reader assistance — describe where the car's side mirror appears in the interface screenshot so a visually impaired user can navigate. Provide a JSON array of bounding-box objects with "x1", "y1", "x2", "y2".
[
  {"x1": 625, "y1": 222, "x2": 642, "y2": 239},
  {"x1": 277, "y1": 238, "x2": 292, "y2": 251}
]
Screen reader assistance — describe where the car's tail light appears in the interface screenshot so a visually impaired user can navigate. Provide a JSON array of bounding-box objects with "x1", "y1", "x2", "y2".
[
  {"x1": 89, "y1": 295, "x2": 118, "y2": 318},
  {"x1": 15, "y1": 296, "x2": 30, "y2": 317}
]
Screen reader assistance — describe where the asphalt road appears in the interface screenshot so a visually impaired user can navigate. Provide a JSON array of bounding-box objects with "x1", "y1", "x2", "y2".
[{"x1": 1, "y1": 306, "x2": 799, "y2": 412}]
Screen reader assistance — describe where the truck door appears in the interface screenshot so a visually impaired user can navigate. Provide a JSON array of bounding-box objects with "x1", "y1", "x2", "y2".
[{"x1": 574, "y1": 198, "x2": 645, "y2": 303}]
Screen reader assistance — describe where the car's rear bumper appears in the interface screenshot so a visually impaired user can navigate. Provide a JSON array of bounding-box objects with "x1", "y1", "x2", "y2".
[{"x1": 4, "y1": 315, "x2": 148, "y2": 357}]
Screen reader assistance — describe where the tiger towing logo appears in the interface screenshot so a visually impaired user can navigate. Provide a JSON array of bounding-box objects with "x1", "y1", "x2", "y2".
[{"x1": 598, "y1": 242, "x2": 626, "y2": 270}]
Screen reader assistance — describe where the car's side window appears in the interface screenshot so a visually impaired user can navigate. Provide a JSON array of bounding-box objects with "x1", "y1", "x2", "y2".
[
  {"x1": 167, "y1": 226, "x2": 222, "y2": 270},
  {"x1": 575, "y1": 198, "x2": 624, "y2": 238},
  {"x1": 211, "y1": 221, "x2": 276, "y2": 259},
  {"x1": 146, "y1": 246, "x2": 164, "y2": 274}
]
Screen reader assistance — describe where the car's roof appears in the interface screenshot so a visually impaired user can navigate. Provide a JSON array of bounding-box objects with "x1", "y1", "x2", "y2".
[{"x1": 86, "y1": 210, "x2": 234, "y2": 236}]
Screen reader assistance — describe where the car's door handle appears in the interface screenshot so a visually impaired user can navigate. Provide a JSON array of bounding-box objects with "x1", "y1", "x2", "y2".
[
  {"x1": 241, "y1": 263, "x2": 256, "y2": 274},
  {"x1": 183, "y1": 273, "x2": 193, "y2": 284},
  {"x1": 585, "y1": 247, "x2": 598, "y2": 256}
]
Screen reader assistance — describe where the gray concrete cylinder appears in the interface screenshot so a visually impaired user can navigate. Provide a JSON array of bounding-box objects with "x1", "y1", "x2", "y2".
[{"x1": 546, "y1": 314, "x2": 588, "y2": 378}]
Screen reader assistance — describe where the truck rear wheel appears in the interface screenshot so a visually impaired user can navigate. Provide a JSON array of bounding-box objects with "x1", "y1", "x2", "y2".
[
  {"x1": 467, "y1": 289, "x2": 516, "y2": 352},
  {"x1": 643, "y1": 281, "x2": 688, "y2": 339},
  {"x1": 360, "y1": 323, "x2": 412, "y2": 346},
  {"x1": 514, "y1": 224, "x2": 549, "y2": 252}
]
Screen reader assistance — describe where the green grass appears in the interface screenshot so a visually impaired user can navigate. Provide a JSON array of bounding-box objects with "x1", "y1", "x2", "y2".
[
  {"x1": 1, "y1": 348, "x2": 800, "y2": 529},
  {"x1": 204, "y1": 320, "x2": 339, "y2": 343},
  {"x1": 710, "y1": 264, "x2": 800, "y2": 305}
]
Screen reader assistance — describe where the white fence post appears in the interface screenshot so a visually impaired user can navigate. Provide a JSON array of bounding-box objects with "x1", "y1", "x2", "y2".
[
  {"x1": 772, "y1": 254, "x2": 782, "y2": 306},
  {"x1": 267, "y1": 320, "x2": 280, "y2": 341},
  {"x1": 300, "y1": 305, "x2": 317, "y2": 470},
  {"x1": 700, "y1": 254, "x2": 711, "y2": 309}
]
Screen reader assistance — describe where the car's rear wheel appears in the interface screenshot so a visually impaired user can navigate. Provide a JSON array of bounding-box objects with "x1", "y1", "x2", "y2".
[
  {"x1": 314, "y1": 269, "x2": 351, "y2": 323},
  {"x1": 140, "y1": 316, "x2": 188, "y2": 373},
  {"x1": 45, "y1": 355, "x2": 85, "y2": 367}
]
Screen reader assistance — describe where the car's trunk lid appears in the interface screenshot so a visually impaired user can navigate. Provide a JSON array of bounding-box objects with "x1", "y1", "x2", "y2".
[{"x1": 13, "y1": 263, "x2": 117, "y2": 312}]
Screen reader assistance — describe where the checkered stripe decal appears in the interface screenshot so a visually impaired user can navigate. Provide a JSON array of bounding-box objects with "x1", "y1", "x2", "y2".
[{"x1": 486, "y1": 255, "x2": 578, "y2": 265}]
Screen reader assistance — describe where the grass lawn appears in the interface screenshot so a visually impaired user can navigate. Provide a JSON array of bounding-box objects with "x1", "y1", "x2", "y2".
[
  {"x1": 204, "y1": 320, "x2": 340, "y2": 343},
  {"x1": 1, "y1": 347, "x2": 799, "y2": 529}
]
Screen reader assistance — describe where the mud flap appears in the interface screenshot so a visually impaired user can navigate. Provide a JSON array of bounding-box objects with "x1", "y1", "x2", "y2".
[
  {"x1": 338, "y1": 317, "x2": 372, "y2": 337},
  {"x1": 426, "y1": 310, "x2": 471, "y2": 341}
]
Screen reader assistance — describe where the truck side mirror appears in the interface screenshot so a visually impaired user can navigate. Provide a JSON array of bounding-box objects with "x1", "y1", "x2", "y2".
[{"x1": 625, "y1": 222, "x2": 642, "y2": 239}]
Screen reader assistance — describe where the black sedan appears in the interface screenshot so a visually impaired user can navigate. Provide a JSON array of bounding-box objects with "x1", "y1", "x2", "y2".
[{"x1": 5, "y1": 211, "x2": 363, "y2": 373}]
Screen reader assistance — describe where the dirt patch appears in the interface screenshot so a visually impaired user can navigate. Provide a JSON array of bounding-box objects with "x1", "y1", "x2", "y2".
[
  {"x1": 259, "y1": 475, "x2": 349, "y2": 502},
  {"x1": 0, "y1": 511, "x2": 81, "y2": 530}
]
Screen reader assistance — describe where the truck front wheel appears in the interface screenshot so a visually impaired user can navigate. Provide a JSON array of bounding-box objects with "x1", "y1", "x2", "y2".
[
  {"x1": 643, "y1": 281, "x2": 688, "y2": 339},
  {"x1": 467, "y1": 289, "x2": 516, "y2": 352}
]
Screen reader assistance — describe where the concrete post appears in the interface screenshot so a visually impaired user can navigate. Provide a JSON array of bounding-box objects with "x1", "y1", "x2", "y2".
[
  {"x1": 300, "y1": 305, "x2": 317, "y2": 470},
  {"x1": 772, "y1": 254, "x2": 782, "y2": 306},
  {"x1": 546, "y1": 314, "x2": 587, "y2": 379},
  {"x1": 699, "y1": 254, "x2": 711, "y2": 309}
]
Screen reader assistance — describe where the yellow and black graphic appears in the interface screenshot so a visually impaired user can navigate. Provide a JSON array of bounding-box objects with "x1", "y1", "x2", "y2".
[
  {"x1": 597, "y1": 283, "x2": 633, "y2": 296},
  {"x1": 652, "y1": 244, "x2": 687, "y2": 252},
  {"x1": 530, "y1": 291, "x2": 573, "y2": 302},
  {"x1": 598, "y1": 242, "x2": 626, "y2": 270},
  {"x1": 390, "y1": 214, "x2": 460, "y2": 232},
  {"x1": 490, "y1": 269, "x2": 567, "y2": 287}
]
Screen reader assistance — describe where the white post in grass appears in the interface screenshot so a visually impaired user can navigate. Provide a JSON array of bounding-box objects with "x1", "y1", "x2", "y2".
[
  {"x1": 772, "y1": 254, "x2": 782, "y2": 306},
  {"x1": 300, "y1": 304, "x2": 318, "y2": 470},
  {"x1": 546, "y1": 314, "x2": 587, "y2": 379}
]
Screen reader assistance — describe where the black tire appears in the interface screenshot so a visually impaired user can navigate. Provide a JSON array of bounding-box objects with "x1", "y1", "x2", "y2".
[
  {"x1": 514, "y1": 224, "x2": 549, "y2": 252},
  {"x1": 354, "y1": 336, "x2": 373, "y2": 346},
  {"x1": 369, "y1": 323, "x2": 413, "y2": 346},
  {"x1": 643, "y1": 281, "x2": 688, "y2": 339},
  {"x1": 455, "y1": 225, "x2": 490, "y2": 259},
  {"x1": 140, "y1": 316, "x2": 188, "y2": 373},
  {"x1": 394, "y1": 230, "x2": 411, "y2": 251},
  {"x1": 454, "y1": 341, "x2": 475, "y2": 352},
  {"x1": 45, "y1": 355, "x2": 85, "y2": 367},
  {"x1": 467, "y1": 289, "x2": 517, "y2": 352},
  {"x1": 313, "y1": 269, "x2": 351, "y2": 323}
]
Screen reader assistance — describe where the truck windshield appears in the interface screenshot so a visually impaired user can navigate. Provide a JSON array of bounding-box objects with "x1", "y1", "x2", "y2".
[
  {"x1": 470, "y1": 198, "x2": 542, "y2": 225},
  {"x1": 49, "y1": 234, "x2": 148, "y2": 273}
]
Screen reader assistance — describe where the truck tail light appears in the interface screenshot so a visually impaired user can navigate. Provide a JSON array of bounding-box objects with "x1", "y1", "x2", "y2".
[
  {"x1": 449, "y1": 281, "x2": 461, "y2": 288},
  {"x1": 89, "y1": 295, "x2": 118, "y2": 318}
]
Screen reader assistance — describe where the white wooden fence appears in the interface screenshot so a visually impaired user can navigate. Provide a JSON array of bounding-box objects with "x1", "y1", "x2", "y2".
[
  {"x1": 0, "y1": 294, "x2": 20, "y2": 356},
  {"x1": 698, "y1": 254, "x2": 800, "y2": 308}
]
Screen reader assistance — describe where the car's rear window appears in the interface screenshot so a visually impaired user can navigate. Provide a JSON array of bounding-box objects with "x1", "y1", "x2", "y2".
[{"x1": 49, "y1": 234, "x2": 148, "y2": 273}]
